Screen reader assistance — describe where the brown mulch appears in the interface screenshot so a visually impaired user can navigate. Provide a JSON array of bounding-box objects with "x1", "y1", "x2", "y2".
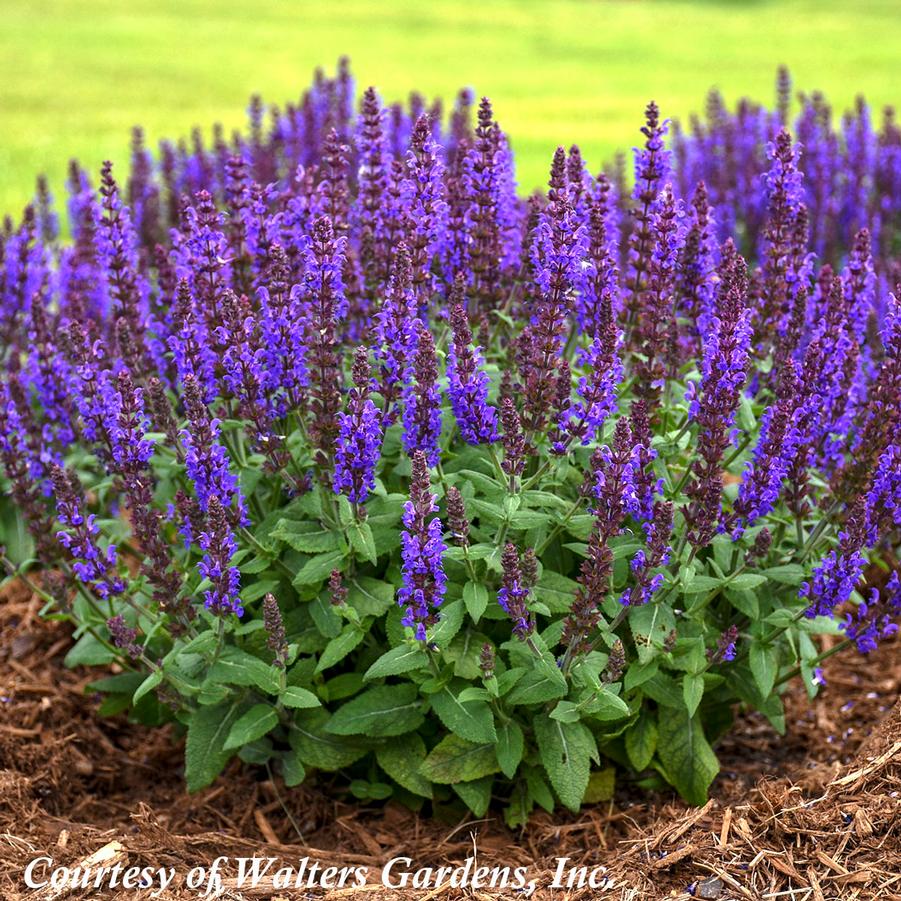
[{"x1": 1, "y1": 577, "x2": 899, "y2": 901}]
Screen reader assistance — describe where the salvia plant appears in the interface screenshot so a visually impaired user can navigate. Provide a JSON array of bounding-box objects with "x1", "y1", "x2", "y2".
[{"x1": 1, "y1": 60, "x2": 900, "y2": 822}]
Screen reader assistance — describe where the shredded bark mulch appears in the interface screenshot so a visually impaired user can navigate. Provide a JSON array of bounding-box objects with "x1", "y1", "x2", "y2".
[{"x1": 1, "y1": 578, "x2": 899, "y2": 900}]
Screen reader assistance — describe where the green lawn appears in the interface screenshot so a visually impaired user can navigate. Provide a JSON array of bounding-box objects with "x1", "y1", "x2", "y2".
[{"x1": 1, "y1": 0, "x2": 899, "y2": 216}]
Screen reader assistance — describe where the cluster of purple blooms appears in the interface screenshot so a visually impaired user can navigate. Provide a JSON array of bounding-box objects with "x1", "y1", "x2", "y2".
[{"x1": 0, "y1": 60, "x2": 899, "y2": 681}]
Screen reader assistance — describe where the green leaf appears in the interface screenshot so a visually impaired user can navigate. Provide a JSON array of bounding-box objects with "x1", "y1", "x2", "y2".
[
  {"x1": 798, "y1": 615, "x2": 843, "y2": 635},
  {"x1": 133, "y1": 670, "x2": 163, "y2": 704},
  {"x1": 430, "y1": 685, "x2": 497, "y2": 744},
  {"x1": 322, "y1": 672, "x2": 363, "y2": 702},
  {"x1": 536, "y1": 570, "x2": 579, "y2": 614},
  {"x1": 683, "y1": 672, "x2": 705, "y2": 718},
  {"x1": 447, "y1": 543, "x2": 493, "y2": 561},
  {"x1": 496, "y1": 667, "x2": 526, "y2": 697},
  {"x1": 454, "y1": 469, "x2": 505, "y2": 499},
  {"x1": 208, "y1": 648, "x2": 280, "y2": 695},
  {"x1": 224, "y1": 704, "x2": 279, "y2": 750},
  {"x1": 377, "y1": 734, "x2": 432, "y2": 798},
  {"x1": 419, "y1": 734, "x2": 500, "y2": 784},
  {"x1": 281, "y1": 754, "x2": 306, "y2": 787},
  {"x1": 466, "y1": 497, "x2": 504, "y2": 526},
  {"x1": 98, "y1": 693, "x2": 133, "y2": 717},
  {"x1": 762, "y1": 564, "x2": 806, "y2": 586},
  {"x1": 349, "y1": 521, "x2": 378, "y2": 564},
  {"x1": 624, "y1": 659, "x2": 659, "y2": 691},
  {"x1": 327, "y1": 684, "x2": 424, "y2": 737},
  {"x1": 336, "y1": 495, "x2": 354, "y2": 527},
  {"x1": 272, "y1": 520, "x2": 343, "y2": 553},
  {"x1": 349, "y1": 779, "x2": 393, "y2": 801},
  {"x1": 625, "y1": 712, "x2": 658, "y2": 771},
  {"x1": 726, "y1": 586, "x2": 759, "y2": 619},
  {"x1": 738, "y1": 394, "x2": 756, "y2": 432},
  {"x1": 185, "y1": 703, "x2": 238, "y2": 792},
  {"x1": 642, "y1": 671, "x2": 684, "y2": 708},
  {"x1": 711, "y1": 534, "x2": 735, "y2": 574},
  {"x1": 750, "y1": 640, "x2": 779, "y2": 698},
  {"x1": 510, "y1": 509, "x2": 550, "y2": 530},
  {"x1": 87, "y1": 672, "x2": 145, "y2": 695},
  {"x1": 685, "y1": 573, "x2": 724, "y2": 593},
  {"x1": 65, "y1": 633, "x2": 116, "y2": 667},
  {"x1": 290, "y1": 709, "x2": 367, "y2": 771},
  {"x1": 525, "y1": 764, "x2": 556, "y2": 812},
  {"x1": 728, "y1": 573, "x2": 767, "y2": 591},
  {"x1": 0, "y1": 495, "x2": 34, "y2": 564},
  {"x1": 240, "y1": 578, "x2": 279, "y2": 605},
  {"x1": 237, "y1": 736, "x2": 273, "y2": 765},
  {"x1": 565, "y1": 514, "x2": 595, "y2": 541},
  {"x1": 280, "y1": 686, "x2": 321, "y2": 709},
  {"x1": 292, "y1": 551, "x2": 346, "y2": 587},
  {"x1": 583, "y1": 767, "x2": 616, "y2": 803},
  {"x1": 453, "y1": 776, "x2": 494, "y2": 816},
  {"x1": 364, "y1": 644, "x2": 429, "y2": 680},
  {"x1": 550, "y1": 700, "x2": 581, "y2": 723},
  {"x1": 315, "y1": 625, "x2": 366, "y2": 674},
  {"x1": 534, "y1": 714, "x2": 598, "y2": 812},
  {"x1": 656, "y1": 708, "x2": 719, "y2": 805},
  {"x1": 309, "y1": 593, "x2": 342, "y2": 638},
  {"x1": 239, "y1": 554, "x2": 274, "y2": 575},
  {"x1": 430, "y1": 599, "x2": 465, "y2": 647},
  {"x1": 496, "y1": 720, "x2": 524, "y2": 779},
  {"x1": 507, "y1": 658, "x2": 568, "y2": 706},
  {"x1": 522, "y1": 490, "x2": 570, "y2": 511},
  {"x1": 463, "y1": 582, "x2": 489, "y2": 622},
  {"x1": 504, "y1": 781, "x2": 534, "y2": 829},
  {"x1": 368, "y1": 521, "x2": 403, "y2": 556},
  {"x1": 347, "y1": 577, "x2": 395, "y2": 616},
  {"x1": 446, "y1": 630, "x2": 489, "y2": 680},
  {"x1": 582, "y1": 689, "x2": 631, "y2": 721},
  {"x1": 759, "y1": 693, "x2": 786, "y2": 734},
  {"x1": 629, "y1": 603, "x2": 676, "y2": 663}
]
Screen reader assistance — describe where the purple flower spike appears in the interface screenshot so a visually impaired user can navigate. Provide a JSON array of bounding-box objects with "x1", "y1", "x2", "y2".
[
  {"x1": 355, "y1": 87, "x2": 390, "y2": 291},
  {"x1": 627, "y1": 400, "x2": 660, "y2": 526},
  {"x1": 334, "y1": 348, "x2": 384, "y2": 505},
  {"x1": 107, "y1": 615, "x2": 142, "y2": 660},
  {"x1": 180, "y1": 374, "x2": 247, "y2": 540},
  {"x1": 710, "y1": 625, "x2": 739, "y2": 663},
  {"x1": 842, "y1": 572, "x2": 901, "y2": 654},
  {"x1": 732, "y1": 361, "x2": 802, "y2": 534},
  {"x1": 0, "y1": 379, "x2": 57, "y2": 558},
  {"x1": 757, "y1": 130, "x2": 808, "y2": 352},
  {"x1": 498, "y1": 543, "x2": 534, "y2": 640},
  {"x1": 555, "y1": 292, "x2": 621, "y2": 450},
  {"x1": 620, "y1": 501, "x2": 673, "y2": 606},
  {"x1": 398, "y1": 450, "x2": 446, "y2": 641},
  {"x1": 374, "y1": 244, "x2": 418, "y2": 425},
  {"x1": 800, "y1": 500, "x2": 869, "y2": 620},
  {"x1": 197, "y1": 494, "x2": 243, "y2": 617},
  {"x1": 684, "y1": 242, "x2": 752, "y2": 546},
  {"x1": 500, "y1": 396, "x2": 526, "y2": 479},
  {"x1": 51, "y1": 465, "x2": 125, "y2": 599},
  {"x1": 303, "y1": 215, "x2": 346, "y2": 471},
  {"x1": 402, "y1": 320, "x2": 442, "y2": 466},
  {"x1": 633, "y1": 185, "x2": 687, "y2": 410},
  {"x1": 447, "y1": 296, "x2": 498, "y2": 445},
  {"x1": 626, "y1": 101, "x2": 671, "y2": 305},
  {"x1": 404, "y1": 115, "x2": 447, "y2": 303}
]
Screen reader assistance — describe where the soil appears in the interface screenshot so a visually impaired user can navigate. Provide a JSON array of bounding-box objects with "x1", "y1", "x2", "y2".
[{"x1": 1, "y1": 578, "x2": 899, "y2": 901}]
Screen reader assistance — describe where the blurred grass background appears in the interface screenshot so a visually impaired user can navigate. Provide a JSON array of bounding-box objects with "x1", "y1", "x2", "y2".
[{"x1": 1, "y1": 0, "x2": 899, "y2": 216}]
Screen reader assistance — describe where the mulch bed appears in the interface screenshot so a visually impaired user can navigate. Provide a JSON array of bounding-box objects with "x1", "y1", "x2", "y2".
[{"x1": 1, "y1": 578, "x2": 899, "y2": 901}]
